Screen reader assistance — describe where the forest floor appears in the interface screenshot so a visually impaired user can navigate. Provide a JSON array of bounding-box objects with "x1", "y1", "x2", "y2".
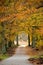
[
  {"x1": 25, "y1": 46, "x2": 43, "y2": 65},
  {"x1": 6, "y1": 47, "x2": 16, "y2": 56},
  {"x1": 0, "y1": 46, "x2": 17, "y2": 61}
]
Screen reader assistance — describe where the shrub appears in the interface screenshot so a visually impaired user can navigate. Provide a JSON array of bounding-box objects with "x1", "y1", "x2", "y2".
[{"x1": 36, "y1": 40, "x2": 43, "y2": 49}]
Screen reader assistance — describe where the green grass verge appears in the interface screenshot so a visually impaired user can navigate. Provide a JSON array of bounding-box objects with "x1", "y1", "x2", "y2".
[
  {"x1": 31, "y1": 55, "x2": 43, "y2": 59},
  {"x1": 0, "y1": 54, "x2": 9, "y2": 60}
]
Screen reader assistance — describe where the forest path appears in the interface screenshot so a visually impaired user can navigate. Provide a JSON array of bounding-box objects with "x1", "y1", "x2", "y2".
[{"x1": 0, "y1": 47, "x2": 33, "y2": 65}]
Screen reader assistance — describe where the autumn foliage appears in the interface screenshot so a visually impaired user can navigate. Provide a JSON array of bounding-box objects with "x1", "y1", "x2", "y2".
[{"x1": 0, "y1": 0, "x2": 43, "y2": 53}]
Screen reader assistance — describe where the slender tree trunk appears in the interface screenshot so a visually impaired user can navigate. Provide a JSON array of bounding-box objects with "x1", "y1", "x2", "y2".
[
  {"x1": 28, "y1": 34, "x2": 30, "y2": 46},
  {"x1": 16, "y1": 34, "x2": 19, "y2": 46},
  {"x1": 2, "y1": 32, "x2": 7, "y2": 54},
  {"x1": 32, "y1": 27, "x2": 36, "y2": 48},
  {"x1": 32, "y1": 36, "x2": 35, "y2": 48}
]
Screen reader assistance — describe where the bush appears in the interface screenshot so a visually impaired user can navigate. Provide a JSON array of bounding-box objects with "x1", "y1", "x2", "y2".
[{"x1": 36, "y1": 40, "x2": 43, "y2": 49}]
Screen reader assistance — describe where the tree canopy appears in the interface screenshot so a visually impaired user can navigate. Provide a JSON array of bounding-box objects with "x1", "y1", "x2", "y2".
[{"x1": 0, "y1": 0, "x2": 43, "y2": 51}]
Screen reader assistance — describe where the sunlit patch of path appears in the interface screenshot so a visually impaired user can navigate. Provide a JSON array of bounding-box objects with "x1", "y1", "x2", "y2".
[{"x1": 0, "y1": 47, "x2": 33, "y2": 65}]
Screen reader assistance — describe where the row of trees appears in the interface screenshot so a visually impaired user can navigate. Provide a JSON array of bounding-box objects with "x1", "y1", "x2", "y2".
[{"x1": 0, "y1": 0, "x2": 43, "y2": 54}]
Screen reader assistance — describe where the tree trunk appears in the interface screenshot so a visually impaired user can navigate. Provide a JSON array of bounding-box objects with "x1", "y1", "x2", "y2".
[
  {"x1": 28, "y1": 34, "x2": 30, "y2": 46},
  {"x1": 16, "y1": 34, "x2": 19, "y2": 46},
  {"x1": 31, "y1": 26, "x2": 37, "y2": 48},
  {"x1": 32, "y1": 36, "x2": 35, "y2": 48}
]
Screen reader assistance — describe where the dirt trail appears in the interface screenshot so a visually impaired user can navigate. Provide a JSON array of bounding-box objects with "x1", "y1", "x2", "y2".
[{"x1": 0, "y1": 47, "x2": 33, "y2": 65}]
